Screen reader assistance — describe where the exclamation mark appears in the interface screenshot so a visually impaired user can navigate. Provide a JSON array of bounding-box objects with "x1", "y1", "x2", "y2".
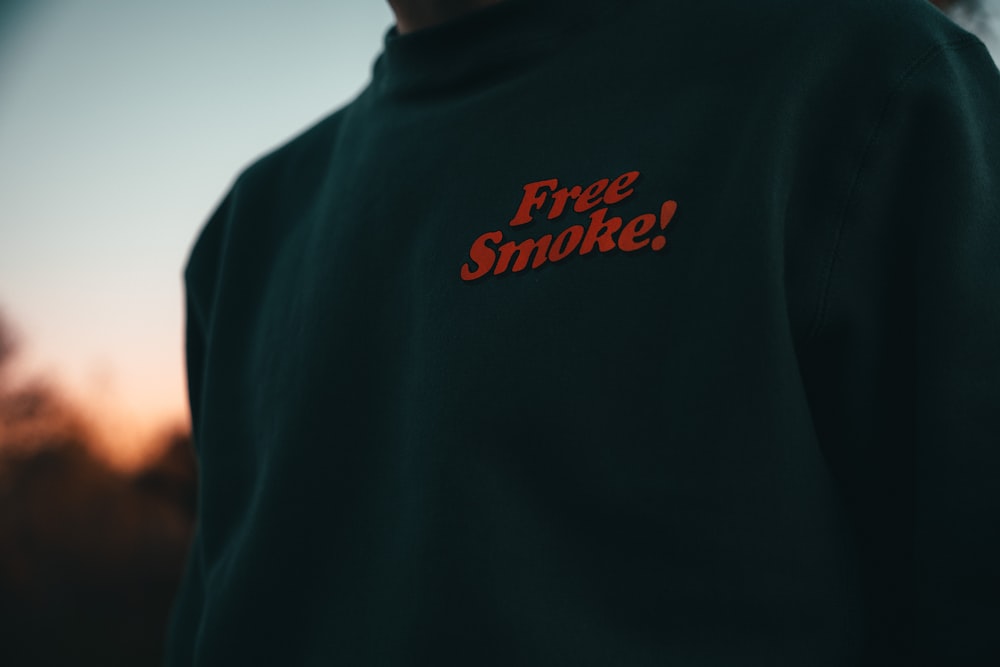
[{"x1": 650, "y1": 200, "x2": 677, "y2": 251}]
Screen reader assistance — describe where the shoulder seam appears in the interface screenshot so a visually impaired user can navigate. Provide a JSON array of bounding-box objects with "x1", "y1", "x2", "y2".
[{"x1": 807, "y1": 35, "x2": 985, "y2": 341}]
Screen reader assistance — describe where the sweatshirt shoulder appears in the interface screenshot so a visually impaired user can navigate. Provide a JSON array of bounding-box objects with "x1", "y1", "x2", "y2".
[
  {"x1": 636, "y1": 0, "x2": 985, "y2": 81},
  {"x1": 181, "y1": 94, "x2": 360, "y2": 286},
  {"x1": 234, "y1": 96, "x2": 357, "y2": 196},
  {"x1": 770, "y1": 0, "x2": 983, "y2": 74}
]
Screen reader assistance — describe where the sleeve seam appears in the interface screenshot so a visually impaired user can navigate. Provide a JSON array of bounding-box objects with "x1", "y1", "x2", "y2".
[{"x1": 806, "y1": 35, "x2": 986, "y2": 341}]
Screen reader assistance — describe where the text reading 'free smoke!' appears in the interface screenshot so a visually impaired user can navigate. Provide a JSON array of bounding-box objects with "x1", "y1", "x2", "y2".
[{"x1": 460, "y1": 170, "x2": 678, "y2": 282}]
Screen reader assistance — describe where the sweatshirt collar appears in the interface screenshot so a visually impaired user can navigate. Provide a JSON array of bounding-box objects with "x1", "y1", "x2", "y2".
[{"x1": 371, "y1": 0, "x2": 626, "y2": 99}]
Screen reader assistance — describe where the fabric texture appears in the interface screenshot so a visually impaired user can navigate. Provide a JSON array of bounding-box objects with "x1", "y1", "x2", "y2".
[{"x1": 164, "y1": 0, "x2": 1000, "y2": 664}]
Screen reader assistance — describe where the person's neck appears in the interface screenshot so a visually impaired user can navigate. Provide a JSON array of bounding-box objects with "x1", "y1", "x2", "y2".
[{"x1": 388, "y1": 0, "x2": 509, "y2": 34}]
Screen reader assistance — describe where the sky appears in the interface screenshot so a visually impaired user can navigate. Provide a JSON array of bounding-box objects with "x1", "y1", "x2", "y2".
[
  {"x1": 0, "y1": 1, "x2": 997, "y2": 467},
  {"x1": 0, "y1": 1, "x2": 395, "y2": 465},
  {"x1": 950, "y1": 0, "x2": 1000, "y2": 56}
]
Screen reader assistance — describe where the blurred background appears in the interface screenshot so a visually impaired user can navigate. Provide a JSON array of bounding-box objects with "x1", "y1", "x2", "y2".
[
  {"x1": 0, "y1": 1, "x2": 996, "y2": 665},
  {"x1": 0, "y1": 1, "x2": 392, "y2": 664}
]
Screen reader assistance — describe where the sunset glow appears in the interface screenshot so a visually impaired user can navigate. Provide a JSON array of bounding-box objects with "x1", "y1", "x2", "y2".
[{"x1": 0, "y1": 1, "x2": 394, "y2": 466}]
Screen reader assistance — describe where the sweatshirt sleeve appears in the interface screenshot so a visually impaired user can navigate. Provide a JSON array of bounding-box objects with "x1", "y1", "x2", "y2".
[
  {"x1": 798, "y1": 36, "x2": 1000, "y2": 665},
  {"x1": 163, "y1": 187, "x2": 235, "y2": 667}
]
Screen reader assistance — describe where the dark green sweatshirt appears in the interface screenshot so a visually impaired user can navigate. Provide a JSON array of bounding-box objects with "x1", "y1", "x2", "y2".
[{"x1": 164, "y1": 0, "x2": 1000, "y2": 664}]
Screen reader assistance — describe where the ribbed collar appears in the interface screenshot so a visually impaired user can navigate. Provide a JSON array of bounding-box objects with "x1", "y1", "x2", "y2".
[{"x1": 371, "y1": 0, "x2": 627, "y2": 99}]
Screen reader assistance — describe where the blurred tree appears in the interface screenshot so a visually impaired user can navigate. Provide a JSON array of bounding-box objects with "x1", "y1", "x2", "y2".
[
  {"x1": 0, "y1": 306, "x2": 16, "y2": 383},
  {"x1": 134, "y1": 428, "x2": 198, "y2": 520},
  {"x1": 0, "y1": 429, "x2": 197, "y2": 666},
  {"x1": 0, "y1": 305, "x2": 197, "y2": 666}
]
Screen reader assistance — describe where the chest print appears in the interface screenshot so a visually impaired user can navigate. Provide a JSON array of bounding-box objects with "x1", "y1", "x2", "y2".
[{"x1": 460, "y1": 170, "x2": 678, "y2": 282}]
